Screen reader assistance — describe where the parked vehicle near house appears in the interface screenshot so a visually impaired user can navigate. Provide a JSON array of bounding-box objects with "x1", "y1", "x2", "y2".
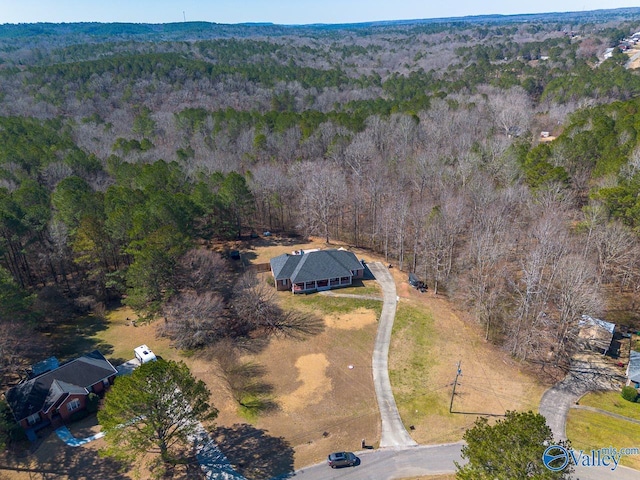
[
  {"x1": 408, "y1": 273, "x2": 427, "y2": 292},
  {"x1": 134, "y1": 345, "x2": 157, "y2": 364}
]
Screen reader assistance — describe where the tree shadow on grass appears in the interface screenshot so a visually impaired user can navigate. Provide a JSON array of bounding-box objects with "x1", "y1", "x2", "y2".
[
  {"x1": 213, "y1": 424, "x2": 294, "y2": 480},
  {"x1": 1, "y1": 432, "x2": 128, "y2": 480},
  {"x1": 216, "y1": 356, "x2": 279, "y2": 419},
  {"x1": 49, "y1": 313, "x2": 115, "y2": 360}
]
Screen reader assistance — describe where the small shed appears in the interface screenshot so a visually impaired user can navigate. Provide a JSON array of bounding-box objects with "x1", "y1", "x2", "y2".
[{"x1": 577, "y1": 315, "x2": 615, "y2": 355}]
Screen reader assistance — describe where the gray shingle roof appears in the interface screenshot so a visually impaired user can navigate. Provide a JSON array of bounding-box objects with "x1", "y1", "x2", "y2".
[
  {"x1": 628, "y1": 351, "x2": 640, "y2": 384},
  {"x1": 5, "y1": 350, "x2": 117, "y2": 421},
  {"x1": 270, "y1": 249, "x2": 363, "y2": 284},
  {"x1": 43, "y1": 380, "x2": 87, "y2": 413}
]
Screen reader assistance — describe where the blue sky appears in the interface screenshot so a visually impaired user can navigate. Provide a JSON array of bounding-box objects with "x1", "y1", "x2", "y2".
[{"x1": 1, "y1": 0, "x2": 639, "y2": 25}]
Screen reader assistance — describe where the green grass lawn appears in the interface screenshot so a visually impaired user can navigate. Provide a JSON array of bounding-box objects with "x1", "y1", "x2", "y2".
[
  {"x1": 566, "y1": 410, "x2": 640, "y2": 470},
  {"x1": 329, "y1": 281, "x2": 382, "y2": 296},
  {"x1": 578, "y1": 391, "x2": 640, "y2": 421},
  {"x1": 388, "y1": 304, "x2": 444, "y2": 422},
  {"x1": 285, "y1": 295, "x2": 383, "y2": 317}
]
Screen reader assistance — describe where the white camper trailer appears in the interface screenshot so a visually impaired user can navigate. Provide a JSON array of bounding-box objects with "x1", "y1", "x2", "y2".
[{"x1": 134, "y1": 344, "x2": 157, "y2": 364}]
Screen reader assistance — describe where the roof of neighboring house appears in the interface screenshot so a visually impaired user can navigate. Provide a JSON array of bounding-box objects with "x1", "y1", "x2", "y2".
[
  {"x1": 270, "y1": 249, "x2": 363, "y2": 284},
  {"x1": 628, "y1": 351, "x2": 640, "y2": 384},
  {"x1": 579, "y1": 315, "x2": 615, "y2": 335},
  {"x1": 5, "y1": 350, "x2": 117, "y2": 422}
]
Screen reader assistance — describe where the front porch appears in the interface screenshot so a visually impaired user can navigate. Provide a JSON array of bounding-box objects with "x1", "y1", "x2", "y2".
[{"x1": 292, "y1": 276, "x2": 352, "y2": 293}]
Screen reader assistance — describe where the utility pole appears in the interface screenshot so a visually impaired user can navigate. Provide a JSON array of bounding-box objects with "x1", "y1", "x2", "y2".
[{"x1": 449, "y1": 360, "x2": 462, "y2": 413}]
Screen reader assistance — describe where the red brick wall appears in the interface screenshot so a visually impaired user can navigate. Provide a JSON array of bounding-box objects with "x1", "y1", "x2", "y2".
[
  {"x1": 20, "y1": 416, "x2": 39, "y2": 429},
  {"x1": 57, "y1": 394, "x2": 87, "y2": 421},
  {"x1": 91, "y1": 380, "x2": 105, "y2": 393}
]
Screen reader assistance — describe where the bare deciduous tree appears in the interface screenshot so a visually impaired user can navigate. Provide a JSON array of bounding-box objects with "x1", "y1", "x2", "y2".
[
  {"x1": 296, "y1": 162, "x2": 347, "y2": 243},
  {"x1": 592, "y1": 220, "x2": 640, "y2": 288},
  {"x1": 232, "y1": 272, "x2": 324, "y2": 339},
  {"x1": 456, "y1": 211, "x2": 512, "y2": 341},
  {"x1": 422, "y1": 191, "x2": 468, "y2": 294},
  {"x1": 486, "y1": 86, "x2": 532, "y2": 137},
  {"x1": 176, "y1": 249, "x2": 228, "y2": 294},
  {"x1": 507, "y1": 212, "x2": 568, "y2": 361},
  {"x1": 552, "y1": 254, "x2": 602, "y2": 361},
  {"x1": 160, "y1": 291, "x2": 226, "y2": 349}
]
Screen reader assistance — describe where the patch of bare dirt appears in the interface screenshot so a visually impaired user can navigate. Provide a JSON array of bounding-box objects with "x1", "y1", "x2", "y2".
[
  {"x1": 625, "y1": 48, "x2": 640, "y2": 69},
  {"x1": 324, "y1": 307, "x2": 377, "y2": 330},
  {"x1": 280, "y1": 354, "x2": 331, "y2": 412}
]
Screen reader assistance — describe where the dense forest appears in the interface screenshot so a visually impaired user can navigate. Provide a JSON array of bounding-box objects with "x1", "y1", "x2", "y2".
[{"x1": 2, "y1": 8, "x2": 640, "y2": 387}]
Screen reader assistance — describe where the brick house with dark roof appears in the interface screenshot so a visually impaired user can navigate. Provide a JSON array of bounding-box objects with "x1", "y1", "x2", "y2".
[
  {"x1": 270, "y1": 249, "x2": 365, "y2": 293},
  {"x1": 4, "y1": 350, "x2": 117, "y2": 440}
]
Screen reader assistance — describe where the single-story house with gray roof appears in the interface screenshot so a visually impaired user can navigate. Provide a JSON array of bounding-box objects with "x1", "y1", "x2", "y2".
[
  {"x1": 627, "y1": 350, "x2": 640, "y2": 388},
  {"x1": 270, "y1": 248, "x2": 364, "y2": 293},
  {"x1": 4, "y1": 350, "x2": 117, "y2": 440}
]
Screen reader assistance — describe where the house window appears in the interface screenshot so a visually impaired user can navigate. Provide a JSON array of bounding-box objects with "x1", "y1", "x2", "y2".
[
  {"x1": 67, "y1": 398, "x2": 81, "y2": 412},
  {"x1": 26, "y1": 413, "x2": 40, "y2": 426}
]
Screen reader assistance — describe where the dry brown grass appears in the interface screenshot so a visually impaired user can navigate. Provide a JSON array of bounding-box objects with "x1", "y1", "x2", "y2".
[
  {"x1": 387, "y1": 265, "x2": 546, "y2": 444},
  {"x1": 248, "y1": 315, "x2": 379, "y2": 469}
]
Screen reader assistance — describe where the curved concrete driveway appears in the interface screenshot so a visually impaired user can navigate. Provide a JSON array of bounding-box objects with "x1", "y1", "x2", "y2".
[
  {"x1": 368, "y1": 262, "x2": 417, "y2": 448},
  {"x1": 539, "y1": 359, "x2": 625, "y2": 440}
]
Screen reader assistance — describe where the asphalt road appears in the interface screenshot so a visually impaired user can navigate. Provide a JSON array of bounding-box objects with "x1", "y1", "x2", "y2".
[
  {"x1": 367, "y1": 262, "x2": 417, "y2": 448},
  {"x1": 573, "y1": 464, "x2": 640, "y2": 479},
  {"x1": 289, "y1": 443, "x2": 640, "y2": 480},
  {"x1": 290, "y1": 444, "x2": 464, "y2": 480}
]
